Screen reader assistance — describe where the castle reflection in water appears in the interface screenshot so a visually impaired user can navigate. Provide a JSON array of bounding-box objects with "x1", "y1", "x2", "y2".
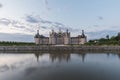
[
  {"x1": 34, "y1": 51, "x2": 86, "y2": 63},
  {"x1": 34, "y1": 51, "x2": 120, "y2": 63}
]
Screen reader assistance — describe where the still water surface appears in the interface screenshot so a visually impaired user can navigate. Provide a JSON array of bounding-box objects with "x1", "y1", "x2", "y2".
[{"x1": 0, "y1": 52, "x2": 120, "y2": 80}]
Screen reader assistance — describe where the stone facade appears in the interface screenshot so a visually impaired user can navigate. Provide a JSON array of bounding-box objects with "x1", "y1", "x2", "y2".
[{"x1": 34, "y1": 29, "x2": 87, "y2": 45}]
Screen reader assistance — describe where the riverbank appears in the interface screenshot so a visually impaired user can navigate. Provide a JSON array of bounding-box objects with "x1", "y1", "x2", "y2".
[{"x1": 0, "y1": 45, "x2": 120, "y2": 52}]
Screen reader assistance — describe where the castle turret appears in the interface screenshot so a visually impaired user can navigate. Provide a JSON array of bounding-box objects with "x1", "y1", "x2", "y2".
[
  {"x1": 52, "y1": 29, "x2": 54, "y2": 34},
  {"x1": 64, "y1": 29, "x2": 70, "y2": 44},
  {"x1": 49, "y1": 29, "x2": 56, "y2": 44},
  {"x1": 66, "y1": 29, "x2": 69, "y2": 33},
  {"x1": 59, "y1": 28, "x2": 62, "y2": 33},
  {"x1": 37, "y1": 30, "x2": 39, "y2": 34},
  {"x1": 34, "y1": 30, "x2": 40, "y2": 45},
  {"x1": 81, "y1": 30, "x2": 85, "y2": 38},
  {"x1": 79, "y1": 30, "x2": 87, "y2": 44}
]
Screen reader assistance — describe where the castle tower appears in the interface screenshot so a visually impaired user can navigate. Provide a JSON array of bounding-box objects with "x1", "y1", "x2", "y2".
[
  {"x1": 34, "y1": 30, "x2": 40, "y2": 45},
  {"x1": 59, "y1": 28, "x2": 62, "y2": 33},
  {"x1": 49, "y1": 29, "x2": 56, "y2": 44},
  {"x1": 82, "y1": 30, "x2": 85, "y2": 37},
  {"x1": 66, "y1": 29, "x2": 69, "y2": 33},
  {"x1": 64, "y1": 29, "x2": 70, "y2": 45},
  {"x1": 37, "y1": 30, "x2": 39, "y2": 34},
  {"x1": 52, "y1": 29, "x2": 54, "y2": 33},
  {"x1": 79, "y1": 30, "x2": 87, "y2": 44}
]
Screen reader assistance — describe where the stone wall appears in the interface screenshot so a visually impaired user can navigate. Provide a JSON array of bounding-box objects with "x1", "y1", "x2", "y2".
[{"x1": 0, "y1": 46, "x2": 120, "y2": 52}]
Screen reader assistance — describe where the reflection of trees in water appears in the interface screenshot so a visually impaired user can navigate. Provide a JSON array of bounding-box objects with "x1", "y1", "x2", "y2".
[
  {"x1": 105, "y1": 52, "x2": 120, "y2": 60},
  {"x1": 117, "y1": 54, "x2": 120, "y2": 59},
  {"x1": 106, "y1": 52, "x2": 120, "y2": 60}
]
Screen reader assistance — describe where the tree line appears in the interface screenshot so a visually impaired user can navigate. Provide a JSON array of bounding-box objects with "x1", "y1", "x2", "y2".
[
  {"x1": 0, "y1": 41, "x2": 35, "y2": 46},
  {"x1": 85, "y1": 32, "x2": 120, "y2": 45}
]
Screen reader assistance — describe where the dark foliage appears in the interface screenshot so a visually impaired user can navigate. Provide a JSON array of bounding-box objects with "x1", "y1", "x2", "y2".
[
  {"x1": 85, "y1": 33, "x2": 120, "y2": 46},
  {"x1": 0, "y1": 41, "x2": 35, "y2": 46}
]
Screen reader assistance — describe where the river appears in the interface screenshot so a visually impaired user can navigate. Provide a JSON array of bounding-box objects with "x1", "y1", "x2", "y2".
[{"x1": 0, "y1": 52, "x2": 120, "y2": 80}]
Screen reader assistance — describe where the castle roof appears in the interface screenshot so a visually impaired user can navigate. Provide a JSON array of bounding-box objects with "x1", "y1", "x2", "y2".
[{"x1": 34, "y1": 34, "x2": 45, "y2": 38}]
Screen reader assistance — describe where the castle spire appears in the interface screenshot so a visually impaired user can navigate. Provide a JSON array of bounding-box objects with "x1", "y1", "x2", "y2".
[
  {"x1": 82, "y1": 30, "x2": 84, "y2": 35},
  {"x1": 52, "y1": 29, "x2": 54, "y2": 33},
  {"x1": 59, "y1": 28, "x2": 62, "y2": 33},
  {"x1": 37, "y1": 30, "x2": 39, "y2": 34},
  {"x1": 66, "y1": 29, "x2": 69, "y2": 33},
  {"x1": 81, "y1": 30, "x2": 85, "y2": 38}
]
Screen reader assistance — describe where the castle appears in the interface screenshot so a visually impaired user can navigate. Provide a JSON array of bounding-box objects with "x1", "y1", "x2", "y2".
[{"x1": 34, "y1": 29, "x2": 87, "y2": 45}]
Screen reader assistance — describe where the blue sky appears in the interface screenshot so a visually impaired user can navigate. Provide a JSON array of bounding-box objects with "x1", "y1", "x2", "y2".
[{"x1": 0, "y1": 0, "x2": 120, "y2": 42}]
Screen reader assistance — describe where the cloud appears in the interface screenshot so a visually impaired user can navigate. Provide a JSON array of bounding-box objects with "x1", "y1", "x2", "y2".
[
  {"x1": 41, "y1": 20, "x2": 52, "y2": 24},
  {"x1": 13, "y1": 21, "x2": 36, "y2": 32},
  {"x1": 25, "y1": 15, "x2": 53, "y2": 24},
  {"x1": 11, "y1": 20, "x2": 35, "y2": 33},
  {"x1": 52, "y1": 22, "x2": 79, "y2": 32},
  {"x1": 25, "y1": 28, "x2": 35, "y2": 32},
  {"x1": 93, "y1": 25, "x2": 99, "y2": 27},
  {"x1": 0, "y1": 18, "x2": 11, "y2": 25},
  {"x1": 25, "y1": 14, "x2": 79, "y2": 32},
  {"x1": 0, "y1": 17, "x2": 36, "y2": 34},
  {"x1": 11, "y1": 20, "x2": 25, "y2": 28},
  {"x1": 13, "y1": 25, "x2": 26, "y2": 29},
  {"x1": 45, "y1": 0, "x2": 48, "y2": 6},
  {"x1": 0, "y1": 17, "x2": 52, "y2": 36},
  {"x1": 54, "y1": 22, "x2": 65, "y2": 27},
  {"x1": 0, "y1": 15, "x2": 80, "y2": 42},
  {"x1": 44, "y1": 0, "x2": 51, "y2": 10},
  {"x1": 25, "y1": 15, "x2": 51, "y2": 24},
  {"x1": 25, "y1": 15, "x2": 40, "y2": 23},
  {"x1": 0, "y1": 3, "x2": 2, "y2": 8},
  {"x1": 87, "y1": 30, "x2": 118, "y2": 40},
  {"x1": 0, "y1": 17, "x2": 119, "y2": 42},
  {"x1": 41, "y1": 26, "x2": 47, "y2": 29},
  {"x1": 98, "y1": 16, "x2": 103, "y2": 20}
]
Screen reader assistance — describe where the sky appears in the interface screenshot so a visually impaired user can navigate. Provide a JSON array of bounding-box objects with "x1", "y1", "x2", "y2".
[{"x1": 0, "y1": 0, "x2": 120, "y2": 42}]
